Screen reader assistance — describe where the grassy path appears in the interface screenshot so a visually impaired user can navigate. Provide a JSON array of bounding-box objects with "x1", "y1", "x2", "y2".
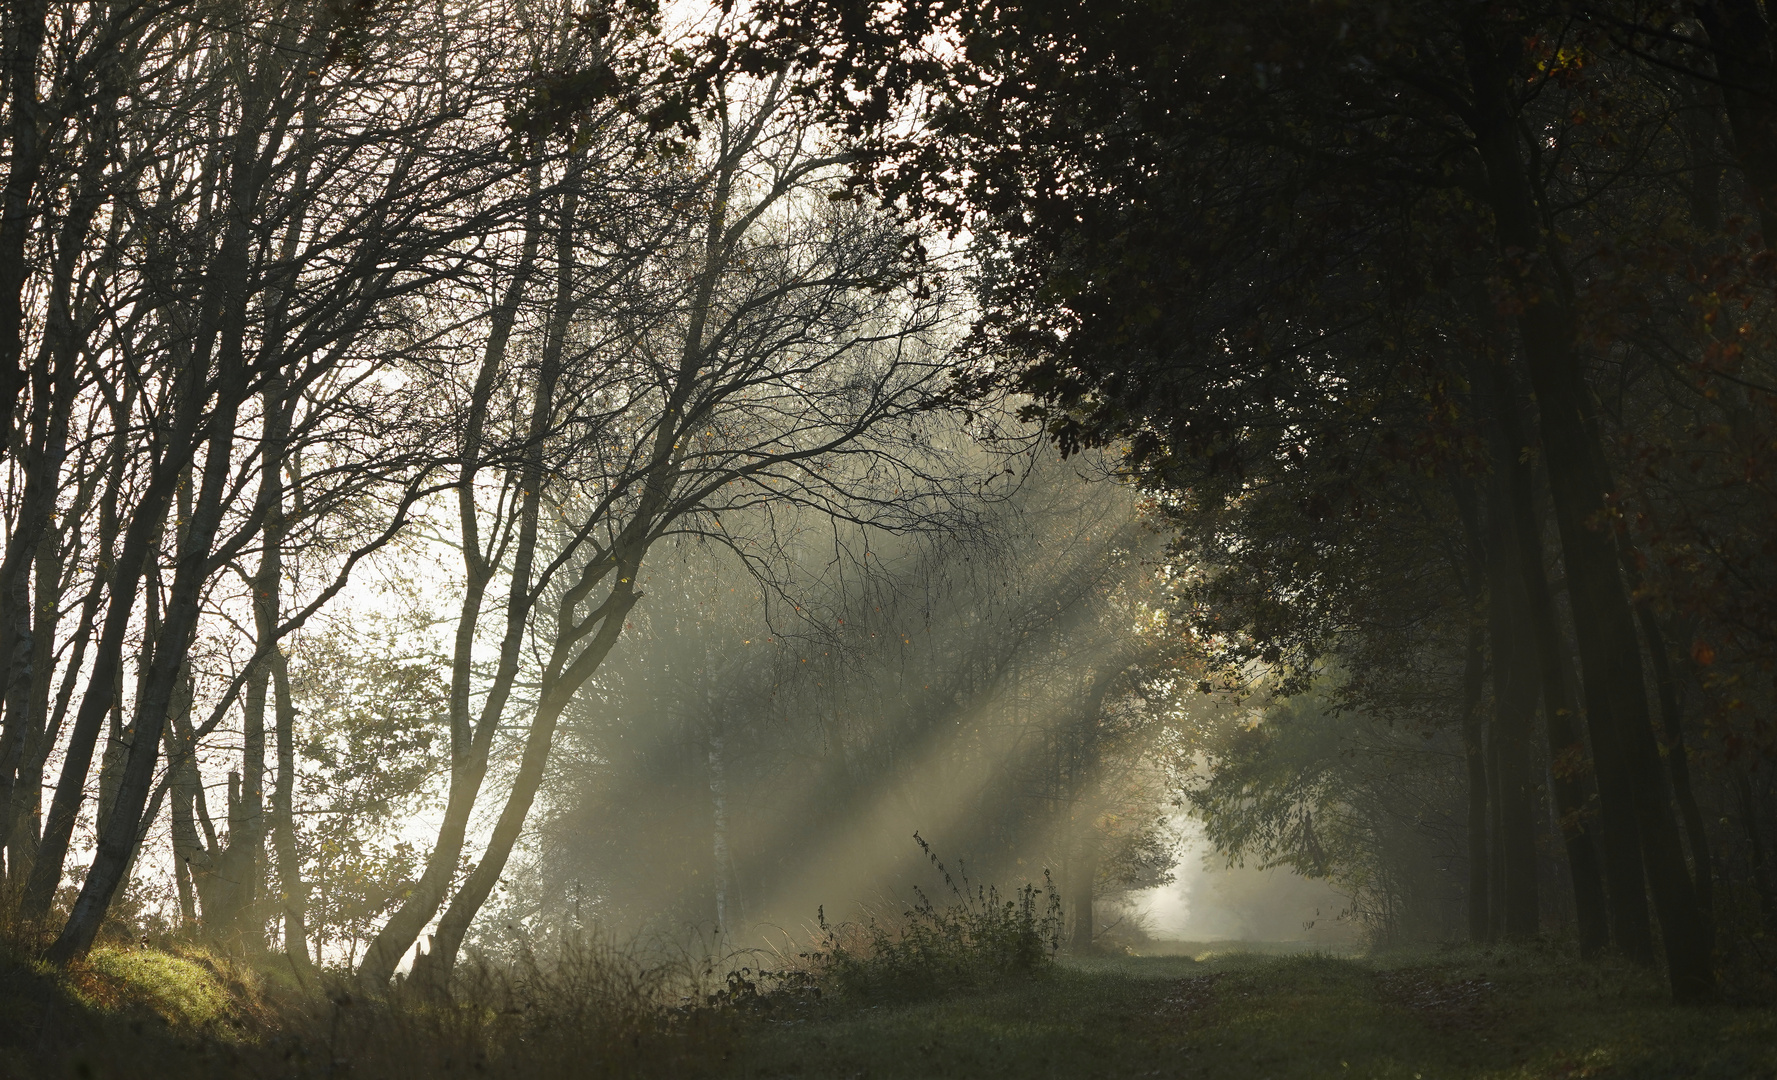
[{"x1": 721, "y1": 946, "x2": 1777, "y2": 1079}]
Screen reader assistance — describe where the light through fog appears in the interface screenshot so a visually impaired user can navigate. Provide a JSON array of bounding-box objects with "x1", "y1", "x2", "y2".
[
  {"x1": 1125, "y1": 814, "x2": 1358, "y2": 949},
  {"x1": 5, "y1": 1, "x2": 1768, "y2": 1073}
]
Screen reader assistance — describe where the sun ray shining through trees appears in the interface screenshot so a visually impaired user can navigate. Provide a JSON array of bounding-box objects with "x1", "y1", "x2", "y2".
[{"x1": 1, "y1": 0, "x2": 1776, "y2": 1075}]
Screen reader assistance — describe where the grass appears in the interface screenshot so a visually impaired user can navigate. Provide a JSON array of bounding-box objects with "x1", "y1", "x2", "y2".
[
  {"x1": 0, "y1": 931, "x2": 1771, "y2": 1078},
  {"x1": 715, "y1": 944, "x2": 1777, "y2": 1079},
  {"x1": 806, "y1": 838, "x2": 1065, "y2": 1002},
  {"x1": 67, "y1": 947, "x2": 235, "y2": 1030}
]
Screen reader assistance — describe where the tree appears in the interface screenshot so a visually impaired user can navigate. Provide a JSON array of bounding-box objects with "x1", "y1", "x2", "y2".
[
  {"x1": 363, "y1": 56, "x2": 966, "y2": 990},
  {"x1": 725, "y1": 0, "x2": 1769, "y2": 999},
  {"x1": 0, "y1": 0, "x2": 569, "y2": 960},
  {"x1": 530, "y1": 450, "x2": 1189, "y2": 955}
]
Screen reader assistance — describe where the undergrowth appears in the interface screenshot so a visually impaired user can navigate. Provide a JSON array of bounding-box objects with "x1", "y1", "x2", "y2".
[
  {"x1": 0, "y1": 844, "x2": 1065, "y2": 1077},
  {"x1": 0, "y1": 925, "x2": 723, "y2": 1079},
  {"x1": 803, "y1": 834, "x2": 1064, "y2": 1002},
  {"x1": 276, "y1": 934, "x2": 715, "y2": 1079}
]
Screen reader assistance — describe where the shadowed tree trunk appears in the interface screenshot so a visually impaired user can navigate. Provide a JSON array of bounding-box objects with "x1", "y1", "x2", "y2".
[
  {"x1": 48, "y1": 339, "x2": 251, "y2": 960},
  {"x1": 1486, "y1": 469, "x2": 1542, "y2": 939},
  {"x1": 1619, "y1": 545, "x2": 1715, "y2": 933},
  {"x1": 270, "y1": 649, "x2": 315, "y2": 981},
  {"x1": 1696, "y1": 0, "x2": 1777, "y2": 243},
  {"x1": 1458, "y1": 622, "x2": 1491, "y2": 941},
  {"x1": 409, "y1": 579, "x2": 641, "y2": 988},
  {"x1": 1473, "y1": 353, "x2": 1616, "y2": 959},
  {"x1": 353, "y1": 174, "x2": 549, "y2": 991},
  {"x1": 1464, "y1": 21, "x2": 1713, "y2": 1000}
]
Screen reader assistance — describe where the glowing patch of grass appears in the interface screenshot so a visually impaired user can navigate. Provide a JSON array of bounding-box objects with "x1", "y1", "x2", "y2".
[{"x1": 68, "y1": 946, "x2": 231, "y2": 1029}]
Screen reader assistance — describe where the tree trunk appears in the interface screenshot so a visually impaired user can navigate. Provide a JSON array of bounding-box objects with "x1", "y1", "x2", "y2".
[
  {"x1": 1736, "y1": 769, "x2": 1777, "y2": 925},
  {"x1": 1486, "y1": 478, "x2": 1541, "y2": 939},
  {"x1": 22, "y1": 357, "x2": 210, "y2": 920},
  {"x1": 410, "y1": 584, "x2": 641, "y2": 988},
  {"x1": 354, "y1": 184, "x2": 548, "y2": 991},
  {"x1": 1695, "y1": 1, "x2": 1777, "y2": 242},
  {"x1": 1475, "y1": 353, "x2": 1616, "y2": 957},
  {"x1": 709, "y1": 709, "x2": 731, "y2": 942},
  {"x1": 47, "y1": 338, "x2": 249, "y2": 960},
  {"x1": 1619, "y1": 553, "x2": 1714, "y2": 931},
  {"x1": 270, "y1": 650, "x2": 315, "y2": 981},
  {"x1": 1464, "y1": 21, "x2": 1715, "y2": 1000},
  {"x1": 0, "y1": 0, "x2": 50, "y2": 460},
  {"x1": 203, "y1": 381, "x2": 290, "y2": 949},
  {"x1": 1461, "y1": 623, "x2": 1492, "y2": 942},
  {"x1": 1070, "y1": 822, "x2": 1098, "y2": 954},
  {"x1": 0, "y1": 153, "x2": 104, "y2": 874},
  {"x1": 8, "y1": 381, "x2": 130, "y2": 894},
  {"x1": 165, "y1": 668, "x2": 217, "y2": 922}
]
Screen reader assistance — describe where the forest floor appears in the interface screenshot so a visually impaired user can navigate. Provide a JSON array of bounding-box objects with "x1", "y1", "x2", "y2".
[
  {"x1": 2, "y1": 939, "x2": 1773, "y2": 1078},
  {"x1": 720, "y1": 944, "x2": 1777, "y2": 1080}
]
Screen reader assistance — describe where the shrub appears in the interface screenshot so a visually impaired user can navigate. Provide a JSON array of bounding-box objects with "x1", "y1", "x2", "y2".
[{"x1": 810, "y1": 835, "x2": 1064, "y2": 1001}]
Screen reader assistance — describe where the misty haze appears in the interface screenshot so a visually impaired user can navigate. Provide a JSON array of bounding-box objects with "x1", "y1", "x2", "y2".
[{"x1": 0, "y1": 0, "x2": 1772, "y2": 1077}]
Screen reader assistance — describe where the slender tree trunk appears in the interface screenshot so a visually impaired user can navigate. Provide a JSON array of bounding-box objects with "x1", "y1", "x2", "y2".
[
  {"x1": 1736, "y1": 769, "x2": 1777, "y2": 924},
  {"x1": 1070, "y1": 818, "x2": 1098, "y2": 954},
  {"x1": 23, "y1": 357, "x2": 212, "y2": 920},
  {"x1": 8, "y1": 378, "x2": 129, "y2": 895},
  {"x1": 0, "y1": 0, "x2": 50, "y2": 460},
  {"x1": 165, "y1": 668, "x2": 215, "y2": 921},
  {"x1": 1461, "y1": 623, "x2": 1492, "y2": 942},
  {"x1": 709, "y1": 708, "x2": 731, "y2": 941},
  {"x1": 354, "y1": 179, "x2": 547, "y2": 991},
  {"x1": 48, "y1": 336, "x2": 249, "y2": 959},
  {"x1": 269, "y1": 650, "x2": 315, "y2": 980},
  {"x1": 1619, "y1": 552, "x2": 1714, "y2": 930},
  {"x1": 205, "y1": 381, "x2": 289, "y2": 948},
  {"x1": 0, "y1": 527, "x2": 56, "y2": 883},
  {"x1": 0, "y1": 148, "x2": 104, "y2": 866},
  {"x1": 1487, "y1": 470, "x2": 1542, "y2": 938},
  {"x1": 410, "y1": 585, "x2": 641, "y2": 986}
]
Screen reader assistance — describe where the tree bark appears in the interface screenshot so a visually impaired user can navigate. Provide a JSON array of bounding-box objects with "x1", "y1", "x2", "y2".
[
  {"x1": 1475, "y1": 355, "x2": 1617, "y2": 958},
  {"x1": 409, "y1": 584, "x2": 641, "y2": 987},
  {"x1": 47, "y1": 318, "x2": 251, "y2": 958},
  {"x1": 202, "y1": 381, "x2": 291, "y2": 949},
  {"x1": 1460, "y1": 622, "x2": 1492, "y2": 942},
  {"x1": 1695, "y1": 1, "x2": 1777, "y2": 243},
  {"x1": 709, "y1": 708, "x2": 731, "y2": 941},
  {"x1": 21, "y1": 454, "x2": 187, "y2": 917},
  {"x1": 1486, "y1": 473, "x2": 1541, "y2": 939},
  {"x1": 1618, "y1": 551, "x2": 1714, "y2": 930},
  {"x1": 1070, "y1": 818, "x2": 1098, "y2": 954},
  {"x1": 0, "y1": 115, "x2": 110, "y2": 870},
  {"x1": 0, "y1": 0, "x2": 50, "y2": 460},
  {"x1": 270, "y1": 649, "x2": 315, "y2": 980}
]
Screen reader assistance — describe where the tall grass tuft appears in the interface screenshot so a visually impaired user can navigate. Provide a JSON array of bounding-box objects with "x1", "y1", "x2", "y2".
[
  {"x1": 809, "y1": 834, "x2": 1064, "y2": 1001},
  {"x1": 280, "y1": 932, "x2": 722, "y2": 1079}
]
